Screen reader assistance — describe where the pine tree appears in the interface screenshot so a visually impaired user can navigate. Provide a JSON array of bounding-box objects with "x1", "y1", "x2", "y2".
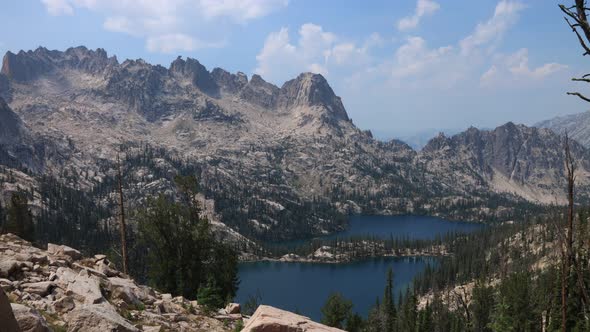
[
  {"x1": 4, "y1": 192, "x2": 34, "y2": 241},
  {"x1": 137, "y1": 175, "x2": 238, "y2": 304},
  {"x1": 382, "y1": 267, "x2": 396, "y2": 332},
  {"x1": 197, "y1": 277, "x2": 224, "y2": 311},
  {"x1": 470, "y1": 280, "x2": 494, "y2": 332},
  {"x1": 320, "y1": 292, "x2": 353, "y2": 329}
]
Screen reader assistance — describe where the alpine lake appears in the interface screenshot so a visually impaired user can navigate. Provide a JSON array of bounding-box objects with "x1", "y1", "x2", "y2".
[{"x1": 235, "y1": 215, "x2": 485, "y2": 320}]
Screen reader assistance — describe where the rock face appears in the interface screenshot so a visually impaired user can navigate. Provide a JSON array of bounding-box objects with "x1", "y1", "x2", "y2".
[
  {"x1": 419, "y1": 123, "x2": 590, "y2": 204},
  {"x1": 0, "y1": 288, "x2": 20, "y2": 332},
  {"x1": 1, "y1": 45, "x2": 590, "y2": 241},
  {"x1": 242, "y1": 305, "x2": 344, "y2": 332},
  {"x1": 537, "y1": 110, "x2": 590, "y2": 148}
]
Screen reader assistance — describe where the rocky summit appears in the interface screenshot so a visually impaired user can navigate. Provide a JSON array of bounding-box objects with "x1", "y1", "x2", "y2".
[
  {"x1": 0, "y1": 233, "x2": 337, "y2": 332},
  {"x1": 0, "y1": 46, "x2": 588, "y2": 242}
]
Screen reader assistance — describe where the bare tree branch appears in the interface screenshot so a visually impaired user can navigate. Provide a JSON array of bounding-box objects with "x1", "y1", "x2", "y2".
[{"x1": 567, "y1": 91, "x2": 590, "y2": 102}]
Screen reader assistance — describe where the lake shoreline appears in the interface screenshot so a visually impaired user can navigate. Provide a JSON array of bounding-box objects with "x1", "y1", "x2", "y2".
[{"x1": 240, "y1": 245, "x2": 450, "y2": 264}]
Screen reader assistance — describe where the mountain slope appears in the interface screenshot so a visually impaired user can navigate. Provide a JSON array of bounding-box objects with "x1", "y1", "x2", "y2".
[
  {"x1": 0, "y1": 46, "x2": 585, "y2": 241},
  {"x1": 419, "y1": 123, "x2": 590, "y2": 204},
  {"x1": 536, "y1": 110, "x2": 590, "y2": 148}
]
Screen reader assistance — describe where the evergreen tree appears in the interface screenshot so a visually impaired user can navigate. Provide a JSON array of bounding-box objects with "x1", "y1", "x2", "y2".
[
  {"x1": 320, "y1": 292, "x2": 353, "y2": 329},
  {"x1": 3, "y1": 192, "x2": 34, "y2": 241},
  {"x1": 489, "y1": 272, "x2": 535, "y2": 332},
  {"x1": 470, "y1": 280, "x2": 494, "y2": 332},
  {"x1": 137, "y1": 176, "x2": 238, "y2": 306},
  {"x1": 197, "y1": 277, "x2": 225, "y2": 311},
  {"x1": 382, "y1": 267, "x2": 396, "y2": 332}
]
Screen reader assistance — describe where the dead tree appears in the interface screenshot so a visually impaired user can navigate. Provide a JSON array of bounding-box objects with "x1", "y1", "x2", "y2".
[
  {"x1": 562, "y1": 133, "x2": 576, "y2": 332},
  {"x1": 558, "y1": 3, "x2": 590, "y2": 328},
  {"x1": 560, "y1": 1, "x2": 590, "y2": 101},
  {"x1": 117, "y1": 153, "x2": 129, "y2": 275}
]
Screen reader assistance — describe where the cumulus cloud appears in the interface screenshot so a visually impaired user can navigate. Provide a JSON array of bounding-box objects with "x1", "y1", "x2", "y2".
[
  {"x1": 397, "y1": 0, "x2": 440, "y2": 31},
  {"x1": 460, "y1": 0, "x2": 526, "y2": 56},
  {"x1": 39, "y1": 0, "x2": 288, "y2": 53},
  {"x1": 480, "y1": 48, "x2": 567, "y2": 86},
  {"x1": 255, "y1": 24, "x2": 376, "y2": 84}
]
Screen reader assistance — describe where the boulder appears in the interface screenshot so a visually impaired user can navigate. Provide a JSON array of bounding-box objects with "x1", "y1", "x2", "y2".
[
  {"x1": 154, "y1": 299, "x2": 184, "y2": 315},
  {"x1": 0, "y1": 278, "x2": 15, "y2": 292},
  {"x1": 225, "y1": 302, "x2": 241, "y2": 314},
  {"x1": 10, "y1": 303, "x2": 51, "y2": 332},
  {"x1": 54, "y1": 267, "x2": 77, "y2": 287},
  {"x1": 65, "y1": 303, "x2": 139, "y2": 332},
  {"x1": 66, "y1": 270, "x2": 104, "y2": 305},
  {"x1": 242, "y1": 305, "x2": 344, "y2": 332},
  {"x1": 95, "y1": 261, "x2": 118, "y2": 278},
  {"x1": 0, "y1": 288, "x2": 20, "y2": 332},
  {"x1": 21, "y1": 282, "x2": 55, "y2": 297},
  {"x1": 106, "y1": 278, "x2": 143, "y2": 306},
  {"x1": 47, "y1": 244, "x2": 82, "y2": 260},
  {"x1": 0, "y1": 259, "x2": 20, "y2": 278},
  {"x1": 53, "y1": 296, "x2": 75, "y2": 313}
]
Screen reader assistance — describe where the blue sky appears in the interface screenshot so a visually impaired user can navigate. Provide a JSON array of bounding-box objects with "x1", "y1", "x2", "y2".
[{"x1": 0, "y1": 0, "x2": 588, "y2": 137}]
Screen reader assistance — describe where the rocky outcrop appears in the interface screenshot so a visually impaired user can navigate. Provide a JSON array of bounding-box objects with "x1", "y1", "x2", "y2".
[
  {"x1": 10, "y1": 303, "x2": 51, "y2": 332},
  {"x1": 0, "y1": 233, "x2": 235, "y2": 331},
  {"x1": 211, "y1": 68, "x2": 248, "y2": 95},
  {"x1": 239, "y1": 74, "x2": 280, "y2": 109},
  {"x1": 242, "y1": 305, "x2": 344, "y2": 332},
  {"x1": 278, "y1": 73, "x2": 349, "y2": 121},
  {"x1": 419, "y1": 122, "x2": 590, "y2": 204},
  {"x1": 169, "y1": 56, "x2": 218, "y2": 96},
  {"x1": 0, "y1": 233, "x2": 338, "y2": 332},
  {"x1": 0, "y1": 288, "x2": 20, "y2": 332},
  {"x1": 1, "y1": 46, "x2": 117, "y2": 82},
  {"x1": 1, "y1": 50, "x2": 52, "y2": 82}
]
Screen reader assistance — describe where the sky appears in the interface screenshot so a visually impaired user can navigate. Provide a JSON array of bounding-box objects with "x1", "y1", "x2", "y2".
[{"x1": 0, "y1": 0, "x2": 588, "y2": 138}]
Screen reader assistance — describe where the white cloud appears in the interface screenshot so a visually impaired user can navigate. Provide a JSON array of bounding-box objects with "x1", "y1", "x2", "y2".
[
  {"x1": 255, "y1": 24, "x2": 376, "y2": 84},
  {"x1": 41, "y1": 0, "x2": 73, "y2": 15},
  {"x1": 254, "y1": 0, "x2": 565, "y2": 96},
  {"x1": 255, "y1": 28, "x2": 297, "y2": 81},
  {"x1": 397, "y1": 0, "x2": 440, "y2": 31},
  {"x1": 197, "y1": 0, "x2": 289, "y2": 22},
  {"x1": 146, "y1": 34, "x2": 225, "y2": 53},
  {"x1": 39, "y1": 0, "x2": 287, "y2": 53},
  {"x1": 480, "y1": 48, "x2": 568, "y2": 86},
  {"x1": 460, "y1": 0, "x2": 525, "y2": 56}
]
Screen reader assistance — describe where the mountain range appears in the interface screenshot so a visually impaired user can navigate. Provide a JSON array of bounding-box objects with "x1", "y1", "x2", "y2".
[{"x1": 0, "y1": 46, "x2": 587, "y2": 242}]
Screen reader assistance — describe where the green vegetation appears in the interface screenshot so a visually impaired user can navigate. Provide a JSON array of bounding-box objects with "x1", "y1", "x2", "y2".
[
  {"x1": 315, "y1": 208, "x2": 590, "y2": 331},
  {"x1": 320, "y1": 292, "x2": 355, "y2": 330},
  {"x1": 136, "y1": 175, "x2": 238, "y2": 307},
  {"x1": 1, "y1": 191, "x2": 34, "y2": 241}
]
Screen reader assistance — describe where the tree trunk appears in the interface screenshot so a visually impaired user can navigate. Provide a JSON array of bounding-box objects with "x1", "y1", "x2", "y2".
[{"x1": 117, "y1": 153, "x2": 129, "y2": 275}]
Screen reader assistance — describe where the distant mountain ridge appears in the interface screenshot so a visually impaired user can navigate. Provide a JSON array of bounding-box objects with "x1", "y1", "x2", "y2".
[
  {"x1": 0, "y1": 46, "x2": 586, "y2": 241},
  {"x1": 536, "y1": 110, "x2": 590, "y2": 148}
]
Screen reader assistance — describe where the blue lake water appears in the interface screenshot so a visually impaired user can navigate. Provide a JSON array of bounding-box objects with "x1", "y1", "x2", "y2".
[
  {"x1": 236, "y1": 215, "x2": 484, "y2": 320},
  {"x1": 333, "y1": 215, "x2": 483, "y2": 240}
]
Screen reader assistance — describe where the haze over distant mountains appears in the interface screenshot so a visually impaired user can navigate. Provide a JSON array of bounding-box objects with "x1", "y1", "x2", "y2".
[
  {"x1": 537, "y1": 110, "x2": 590, "y2": 148},
  {"x1": 0, "y1": 46, "x2": 588, "y2": 240}
]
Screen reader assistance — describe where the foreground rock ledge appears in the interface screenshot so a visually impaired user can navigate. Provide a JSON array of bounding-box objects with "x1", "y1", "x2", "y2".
[
  {"x1": 0, "y1": 233, "x2": 339, "y2": 332},
  {"x1": 243, "y1": 305, "x2": 345, "y2": 332}
]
